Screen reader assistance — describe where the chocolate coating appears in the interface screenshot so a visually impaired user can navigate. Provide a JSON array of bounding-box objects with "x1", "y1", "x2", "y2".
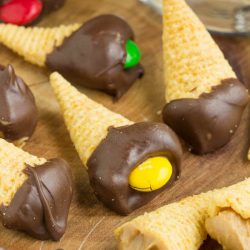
[
  {"x1": 46, "y1": 14, "x2": 144, "y2": 99},
  {"x1": 87, "y1": 122, "x2": 182, "y2": 215},
  {"x1": 0, "y1": 158, "x2": 73, "y2": 241},
  {"x1": 0, "y1": 65, "x2": 38, "y2": 142},
  {"x1": 163, "y1": 79, "x2": 249, "y2": 154},
  {"x1": 200, "y1": 237, "x2": 222, "y2": 250}
]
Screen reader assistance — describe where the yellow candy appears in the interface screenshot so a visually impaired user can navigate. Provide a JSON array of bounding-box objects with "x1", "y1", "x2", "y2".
[{"x1": 129, "y1": 156, "x2": 173, "y2": 192}]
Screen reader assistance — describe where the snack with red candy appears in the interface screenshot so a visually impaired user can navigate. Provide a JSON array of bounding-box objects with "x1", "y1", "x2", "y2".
[{"x1": 0, "y1": 0, "x2": 65, "y2": 26}]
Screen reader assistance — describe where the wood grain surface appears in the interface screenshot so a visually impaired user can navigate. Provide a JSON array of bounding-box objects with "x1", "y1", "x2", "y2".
[{"x1": 0, "y1": 0, "x2": 250, "y2": 249}]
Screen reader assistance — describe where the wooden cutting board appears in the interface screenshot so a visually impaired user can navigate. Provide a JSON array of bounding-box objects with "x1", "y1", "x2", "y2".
[{"x1": 0, "y1": 0, "x2": 250, "y2": 249}]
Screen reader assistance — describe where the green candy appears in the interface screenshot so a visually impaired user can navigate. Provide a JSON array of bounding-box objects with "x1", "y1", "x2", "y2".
[{"x1": 124, "y1": 40, "x2": 141, "y2": 69}]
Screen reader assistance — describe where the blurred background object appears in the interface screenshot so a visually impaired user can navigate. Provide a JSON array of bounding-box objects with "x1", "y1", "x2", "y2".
[
  {"x1": 0, "y1": 0, "x2": 66, "y2": 25},
  {"x1": 140, "y1": 0, "x2": 250, "y2": 35}
]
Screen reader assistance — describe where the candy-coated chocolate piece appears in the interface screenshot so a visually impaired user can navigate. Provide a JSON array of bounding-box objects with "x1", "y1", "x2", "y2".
[
  {"x1": 129, "y1": 156, "x2": 173, "y2": 192},
  {"x1": 0, "y1": 0, "x2": 43, "y2": 25},
  {"x1": 124, "y1": 39, "x2": 141, "y2": 69}
]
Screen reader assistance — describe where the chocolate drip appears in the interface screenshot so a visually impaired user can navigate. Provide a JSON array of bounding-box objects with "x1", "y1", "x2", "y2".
[
  {"x1": 87, "y1": 122, "x2": 182, "y2": 215},
  {"x1": 46, "y1": 15, "x2": 144, "y2": 99},
  {"x1": 0, "y1": 65, "x2": 38, "y2": 142},
  {"x1": 163, "y1": 78, "x2": 249, "y2": 154},
  {"x1": 0, "y1": 158, "x2": 73, "y2": 241}
]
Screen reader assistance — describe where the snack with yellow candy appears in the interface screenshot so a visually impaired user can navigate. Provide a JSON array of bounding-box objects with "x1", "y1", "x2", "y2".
[
  {"x1": 49, "y1": 72, "x2": 182, "y2": 215},
  {"x1": 162, "y1": 0, "x2": 249, "y2": 154},
  {"x1": 115, "y1": 178, "x2": 250, "y2": 250}
]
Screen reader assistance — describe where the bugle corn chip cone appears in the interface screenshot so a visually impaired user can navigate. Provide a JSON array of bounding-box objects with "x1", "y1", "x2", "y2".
[
  {"x1": 0, "y1": 23, "x2": 80, "y2": 66},
  {"x1": 162, "y1": 0, "x2": 236, "y2": 102},
  {"x1": 49, "y1": 72, "x2": 132, "y2": 166}
]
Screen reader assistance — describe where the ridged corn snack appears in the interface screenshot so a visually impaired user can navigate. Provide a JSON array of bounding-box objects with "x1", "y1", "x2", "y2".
[
  {"x1": 115, "y1": 178, "x2": 250, "y2": 250},
  {"x1": 162, "y1": 0, "x2": 249, "y2": 154},
  {"x1": 0, "y1": 23, "x2": 80, "y2": 66},
  {"x1": 50, "y1": 73, "x2": 183, "y2": 215},
  {"x1": 0, "y1": 15, "x2": 144, "y2": 98},
  {"x1": 49, "y1": 72, "x2": 132, "y2": 166},
  {"x1": 0, "y1": 138, "x2": 72, "y2": 241}
]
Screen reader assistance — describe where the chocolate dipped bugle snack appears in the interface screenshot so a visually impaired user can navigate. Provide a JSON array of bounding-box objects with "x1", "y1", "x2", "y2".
[
  {"x1": 0, "y1": 15, "x2": 144, "y2": 98},
  {"x1": 0, "y1": 138, "x2": 73, "y2": 240},
  {"x1": 115, "y1": 178, "x2": 250, "y2": 250},
  {"x1": 0, "y1": 64, "x2": 38, "y2": 147},
  {"x1": 162, "y1": 0, "x2": 249, "y2": 154},
  {"x1": 50, "y1": 72, "x2": 182, "y2": 215}
]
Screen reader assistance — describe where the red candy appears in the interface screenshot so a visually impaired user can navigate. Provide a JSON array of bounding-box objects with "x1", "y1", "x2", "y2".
[{"x1": 0, "y1": 0, "x2": 43, "y2": 25}]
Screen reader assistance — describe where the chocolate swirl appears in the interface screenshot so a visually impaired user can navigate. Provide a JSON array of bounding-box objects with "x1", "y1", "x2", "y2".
[
  {"x1": 46, "y1": 14, "x2": 144, "y2": 99},
  {"x1": 87, "y1": 122, "x2": 182, "y2": 215},
  {"x1": 0, "y1": 65, "x2": 38, "y2": 142},
  {"x1": 163, "y1": 78, "x2": 249, "y2": 154},
  {"x1": 0, "y1": 158, "x2": 73, "y2": 241}
]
